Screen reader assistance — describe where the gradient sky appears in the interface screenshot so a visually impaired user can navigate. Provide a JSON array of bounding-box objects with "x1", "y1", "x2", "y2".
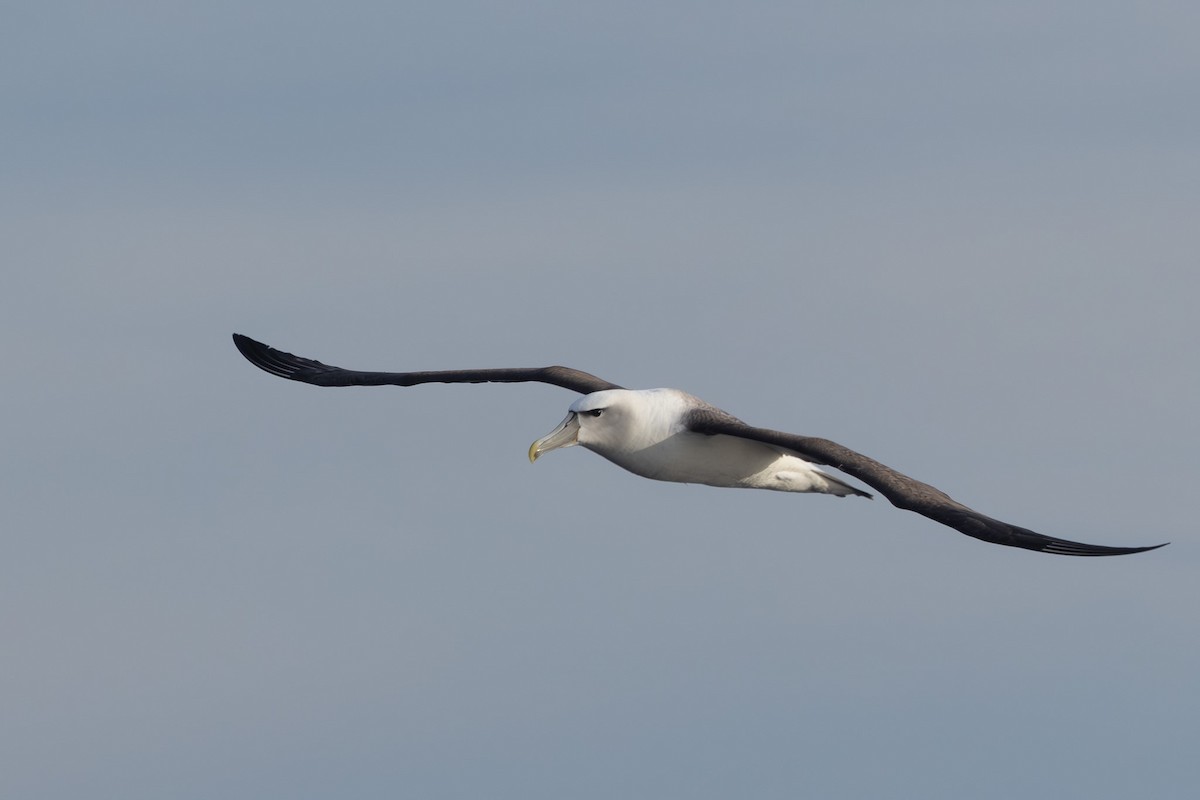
[{"x1": 4, "y1": 2, "x2": 1199, "y2": 798}]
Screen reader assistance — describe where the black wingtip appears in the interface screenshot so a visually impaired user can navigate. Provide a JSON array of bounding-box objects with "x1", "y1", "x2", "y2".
[
  {"x1": 231, "y1": 332, "x2": 254, "y2": 357},
  {"x1": 232, "y1": 333, "x2": 258, "y2": 366},
  {"x1": 231, "y1": 333, "x2": 261, "y2": 358},
  {"x1": 1039, "y1": 539, "x2": 1169, "y2": 557},
  {"x1": 232, "y1": 333, "x2": 275, "y2": 372},
  {"x1": 232, "y1": 333, "x2": 305, "y2": 380}
]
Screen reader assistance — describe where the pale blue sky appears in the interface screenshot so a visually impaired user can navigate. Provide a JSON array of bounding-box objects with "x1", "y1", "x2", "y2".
[{"x1": 3, "y1": 2, "x2": 1198, "y2": 798}]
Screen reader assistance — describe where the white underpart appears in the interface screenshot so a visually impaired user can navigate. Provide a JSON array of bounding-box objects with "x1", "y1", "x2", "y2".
[
  {"x1": 568, "y1": 389, "x2": 861, "y2": 496},
  {"x1": 610, "y1": 431, "x2": 857, "y2": 495}
]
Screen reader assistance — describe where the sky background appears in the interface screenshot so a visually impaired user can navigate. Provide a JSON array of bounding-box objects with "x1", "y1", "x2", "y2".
[{"x1": 4, "y1": 2, "x2": 1198, "y2": 797}]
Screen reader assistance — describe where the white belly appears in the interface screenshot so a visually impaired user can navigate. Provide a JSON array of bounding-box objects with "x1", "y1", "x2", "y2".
[{"x1": 589, "y1": 432, "x2": 847, "y2": 495}]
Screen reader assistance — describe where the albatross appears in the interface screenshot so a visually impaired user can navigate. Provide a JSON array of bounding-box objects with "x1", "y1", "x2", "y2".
[{"x1": 232, "y1": 334, "x2": 1166, "y2": 557}]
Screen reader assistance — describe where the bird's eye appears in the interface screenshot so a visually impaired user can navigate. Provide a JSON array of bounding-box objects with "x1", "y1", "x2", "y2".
[{"x1": 588, "y1": 409, "x2": 604, "y2": 417}]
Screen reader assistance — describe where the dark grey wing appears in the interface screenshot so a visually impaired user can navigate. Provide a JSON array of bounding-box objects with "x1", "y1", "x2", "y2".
[
  {"x1": 233, "y1": 334, "x2": 624, "y2": 394},
  {"x1": 685, "y1": 409, "x2": 1167, "y2": 556}
]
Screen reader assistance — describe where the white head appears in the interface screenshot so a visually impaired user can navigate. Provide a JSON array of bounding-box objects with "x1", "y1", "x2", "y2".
[{"x1": 528, "y1": 389, "x2": 683, "y2": 462}]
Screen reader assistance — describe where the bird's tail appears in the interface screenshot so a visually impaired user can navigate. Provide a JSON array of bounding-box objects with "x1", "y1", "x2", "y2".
[{"x1": 817, "y1": 469, "x2": 873, "y2": 499}]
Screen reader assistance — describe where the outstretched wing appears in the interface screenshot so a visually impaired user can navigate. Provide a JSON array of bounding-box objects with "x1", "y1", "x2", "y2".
[
  {"x1": 232, "y1": 334, "x2": 624, "y2": 395},
  {"x1": 684, "y1": 408, "x2": 1167, "y2": 557}
]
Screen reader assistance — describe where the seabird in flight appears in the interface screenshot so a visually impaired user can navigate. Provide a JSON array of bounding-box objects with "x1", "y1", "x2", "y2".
[{"x1": 232, "y1": 334, "x2": 1166, "y2": 557}]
